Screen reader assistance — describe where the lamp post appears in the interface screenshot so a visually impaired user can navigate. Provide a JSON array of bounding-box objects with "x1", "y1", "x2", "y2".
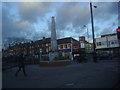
[
  {"x1": 90, "y1": 2, "x2": 97, "y2": 62},
  {"x1": 118, "y1": 1, "x2": 120, "y2": 54},
  {"x1": 71, "y1": 37, "x2": 73, "y2": 60},
  {"x1": 84, "y1": 25, "x2": 89, "y2": 43},
  {"x1": 39, "y1": 48, "x2": 42, "y2": 61}
]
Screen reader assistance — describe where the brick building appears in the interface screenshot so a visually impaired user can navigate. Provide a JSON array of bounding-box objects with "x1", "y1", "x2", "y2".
[
  {"x1": 79, "y1": 36, "x2": 93, "y2": 53},
  {"x1": 3, "y1": 37, "x2": 80, "y2": 60}
]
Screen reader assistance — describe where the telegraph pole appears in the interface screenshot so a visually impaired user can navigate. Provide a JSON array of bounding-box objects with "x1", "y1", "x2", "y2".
[
  {"x1": 118, "y1": 1, "x2": 120, "y2": 47},
  {"x1": 90, "y1": 2, "x2": 97, "y2": 62},
  {"x1": 118, "y1": 1, "x2": 120, "y2": 59}
]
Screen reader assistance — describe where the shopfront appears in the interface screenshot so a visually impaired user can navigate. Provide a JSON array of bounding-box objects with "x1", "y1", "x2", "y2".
[{"x1": 58, "y1": 49, "x2": 71, "y2": 59}]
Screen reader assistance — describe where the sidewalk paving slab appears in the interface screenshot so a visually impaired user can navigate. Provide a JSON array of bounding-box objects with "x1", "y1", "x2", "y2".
[{"x1": 2, "y1": 60, "x2": 120, "y2": 88}]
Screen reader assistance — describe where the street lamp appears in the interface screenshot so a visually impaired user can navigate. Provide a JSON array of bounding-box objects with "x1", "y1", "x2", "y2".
[
  {"x1": 84, "y1": 25, "x2": 89, "y2": 43},
  {"x1": 39, "y1": 48, "x2": 42, "y2": 61},
  {"x1": 71, "y1": 37, "x2": 73, "y2": 60},
  {"x1": 90, "y1": 2, "x2": 97, "y2": 62}
]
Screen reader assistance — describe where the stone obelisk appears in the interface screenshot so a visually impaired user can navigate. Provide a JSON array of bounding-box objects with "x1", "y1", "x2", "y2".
[{"x1": 49, "y1": 16, "x2": 59, "y2": 61}]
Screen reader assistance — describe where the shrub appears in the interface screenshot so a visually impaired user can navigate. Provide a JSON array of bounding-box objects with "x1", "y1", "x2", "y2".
[
  {"x1": 54, "y1": 56, "x2": 69, "y2": 61},
  {"x1": 42, "y1": 56, "x2": 49, "y2": 61}
]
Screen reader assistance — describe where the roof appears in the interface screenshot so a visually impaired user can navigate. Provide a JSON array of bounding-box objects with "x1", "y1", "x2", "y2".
[
  {"x1": 57, "y1": 37, "x2": 78, "y2": 44},
  {"x1": 44, "y1": 38, "x2": 51, "y2": 43},
  {"x1": 101, "y1": 33, "x2": 117, "y2": 37},
  {"x1": 34, "y1": 37, "x2": 79, "y2": 45},
  {"x1": 34, "y1": 40, "x2": 43, "y2": 44},
  {"x1": 7, "y1": 37, "x2": 79, "y2": 49}
]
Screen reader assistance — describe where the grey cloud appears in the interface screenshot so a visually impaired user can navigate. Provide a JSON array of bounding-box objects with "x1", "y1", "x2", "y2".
[
  {"x1": 2, "y1": 8, "x2": 18, "y2": 38},
  {"x1": 56, "y1": 3, "x2": 78, "y2": 30},
  {"x1": 2, "y1": 2, "x2": 118, "y2": 43},
  {"x1": 56, "y1": 2, "x2": 90, "y2": 31},
  {"x1": 72, "y1": 6, "x2": 91, "y2": 28},
  {"x1": 56, "y1": 30, "x2": 66, "y2": 39},
  {"x1": 94, "y1": 25, "x2": 101, "y2": 34},
  {"x1": 32, "y1": 29, "x2": 51, "y2": 40},
  {"x1": 100, "y1": 26, "x2": 115, "y2": 36},
  {"x1": 55, "y1": 2, "x2": 118, "y2": 42},
  {"x1": 112, "y1": 22, "x2": 116, "y2": 26},
  {"x1": 18, "y1": 2, "x2": 53, "y2": 23},
  {"x1": 93, "y1": 2, "x2": 118, "y2": 22},
  {"x1": 100, "y1": 27, "x2": 112, "y2": 35},
  {"x1": 2, "y1": 2, "x2": 53, "y2": 41},
  {"x1": 2, "y1": 4, "x2": 34, "y2": 40},
  {"x1": 94, "y1": 26, "x2": 101, "y2": 37}
]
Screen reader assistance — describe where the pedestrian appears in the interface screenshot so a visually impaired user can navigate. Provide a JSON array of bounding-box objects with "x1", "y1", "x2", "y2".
[
  {"x1": 15, "y1": 53, "x2": 27, "y2": 77},
  {"x1": 77, "y1": 56, "x2": 81, "y2": 63}
]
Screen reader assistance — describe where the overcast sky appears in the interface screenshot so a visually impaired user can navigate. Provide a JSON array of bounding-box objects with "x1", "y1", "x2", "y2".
[{"x1": 2, "y1": 2, "x2": 118, "y2": 42}]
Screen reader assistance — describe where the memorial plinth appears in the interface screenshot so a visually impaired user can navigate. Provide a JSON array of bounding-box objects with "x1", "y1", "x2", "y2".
[
  {"x1": 49, "y1": 16, "x2": 59, "y2": 61},
  {"x1": 39, "y1": 16, "x2": 72, "y2": 67}
]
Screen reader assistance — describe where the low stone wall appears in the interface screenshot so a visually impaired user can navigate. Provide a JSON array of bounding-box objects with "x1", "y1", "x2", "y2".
[{"x1": 39, "y1": 60, "x2": 72, "y2": 66}]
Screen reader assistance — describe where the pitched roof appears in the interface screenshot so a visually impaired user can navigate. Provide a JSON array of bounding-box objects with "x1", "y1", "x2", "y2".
[
  {"x1": 44, "y1": 38, "x2": 51, "y2": 43},
  {"x1": 27, "y1": 37, "x2": 79, "y2": 45},
  {"x1": 57, "y1": 37, "x2": 78, "y2": 44}
]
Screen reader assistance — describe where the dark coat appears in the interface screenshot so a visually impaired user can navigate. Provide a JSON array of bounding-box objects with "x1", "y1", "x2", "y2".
[{"x1": 18, "y1": 54, "x2": 25, "y2": 67}]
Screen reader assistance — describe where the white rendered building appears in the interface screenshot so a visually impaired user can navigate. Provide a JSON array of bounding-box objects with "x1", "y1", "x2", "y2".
[{"x1": 95, "y1": 33, "x2": 120, "y2": 57}]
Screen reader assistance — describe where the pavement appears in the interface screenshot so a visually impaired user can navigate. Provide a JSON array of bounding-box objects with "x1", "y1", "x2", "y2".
[{"x1": 2, "y1": 59, "x2": 120, "y2": 88}]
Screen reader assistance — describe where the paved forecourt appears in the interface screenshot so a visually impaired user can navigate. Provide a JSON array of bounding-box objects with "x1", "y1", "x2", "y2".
[{"x1": 2, "y1": 60, "x2": 120, "y2": 88}]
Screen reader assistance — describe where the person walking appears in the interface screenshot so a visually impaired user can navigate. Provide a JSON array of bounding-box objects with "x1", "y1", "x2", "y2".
[{"x1": 15, "y1": 53, "x2": 27, "y2": 77}]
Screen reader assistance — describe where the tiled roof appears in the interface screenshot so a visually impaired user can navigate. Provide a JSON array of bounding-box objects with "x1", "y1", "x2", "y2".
[
  {"x1": 34, "y1": 37, "x2": 78, "y2": 44},
  {"x1": 57, "y1": 37, "x2": 78, "y2": 44},
  {"x1": 44, "y1": 38, "x2": 51, "y2": 43}
]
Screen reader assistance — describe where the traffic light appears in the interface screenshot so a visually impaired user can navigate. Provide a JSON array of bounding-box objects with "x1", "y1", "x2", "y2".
[{"x1": 116, "y1": 27, "x2": 120, "y2": 39}]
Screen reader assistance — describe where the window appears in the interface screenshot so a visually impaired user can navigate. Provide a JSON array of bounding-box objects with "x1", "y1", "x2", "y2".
[
  {"x1": 49, "y1": 47, "x2": 51, "y2": 51},
  {"x1": 67, "y1": 44, "x2": 71, "y2": 48},
  {"x1": 97, "y1": 42, "x2": 102, "y2": 46},
  {"x1": 111, "y1": 42, "x2": 114, "y2": 45},
  {"x1": 46, "y1": 48, "x2": 49, "y2": 52},
  {"x1": 102, "y1": 43, "x2": 104, "y2": 45},
  {"x1": 60, "y1": 45, "x2": 63, "y2": 49},
  {"x1": 64, "y1": 44, "x2": 67, "y2": 48},
  {"x1": 46, "y1": 44, "x2": 48, "y2": 46},
  {"x1": 97, "y1": 42, "x2": 99, "y2": 46},
  {"x1": 81, "y1": 43, "x2": 85, "y2": 48},
  {"x1": 99, "y1": 42, "x2": 101, "y2": 46},
  {"x1": 58, "y1": 45, "x2": 60, "y2": 49},
  {"x1": 115, "y1": 41, "x2": 118, "y2": 44}
]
